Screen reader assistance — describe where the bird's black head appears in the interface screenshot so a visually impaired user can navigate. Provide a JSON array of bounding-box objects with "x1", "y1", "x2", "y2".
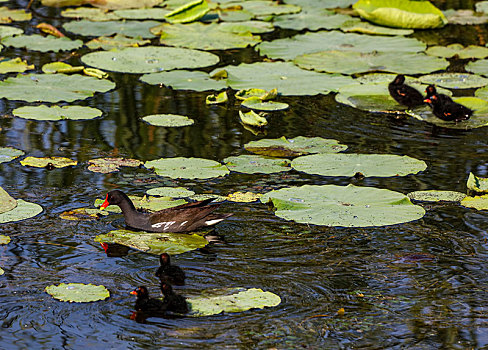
[
  {"x1": 131, "y1": 286, "x2": 149, "y2": 298},
  {"x1": 160, "y1": 282, "x2": 173, "y2": 296},
  {"x1": 393, "y1": 74, "x2": 405, "y2": 85},
  {"x1": 425, "y1": 85, "x2": 437, "y2": 98},
  {"x1": 159, "y1": 253, "x2": 171, "y2": 266}
]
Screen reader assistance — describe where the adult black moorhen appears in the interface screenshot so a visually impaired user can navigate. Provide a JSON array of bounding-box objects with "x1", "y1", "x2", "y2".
[
  {"x1": 424, "y1": 93, "x2": 473, "y2": 122},
  {"x1": 160, "y1": 282, "x2": 189, "y2": 314},
  {"x1": 130, "y1": 286, "x2": 167, "y2": 316},
  {"x1": 155, "y1": 253, "x2": 186, "y2": 286},
  {"x1": 100, "y1": 190, "x2": 232, "y2": 233},
  {"x1": 388, "y1": 74, "x2": 424, "y2": 108}
]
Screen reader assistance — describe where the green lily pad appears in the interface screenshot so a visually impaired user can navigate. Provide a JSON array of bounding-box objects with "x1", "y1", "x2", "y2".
[
  {"x1": 466, "y1": 59, "x2": 488, "y2": 77},
  {"x1": 227, "y1": 1, "x2": 300, "y2": 16},
  {"x1": 114, "y1": 8, "x2": 170, "y2": 20},
  {"x1": 244, "y1": 136, "x2": 347, "y2": 157},
  {"x1": 89, "y1": 0, "x2": 163, "y2": 10},
  {"x1": 0, "y1": 235, "x2": 10, "y2": 244},
  {"x1": 61, "y1": 7, "x2": 121, "y2": 21},
  {"x1": 274, "y1": 10, "x2": 352, "y2": 31},
  {"x1": 206, "y1": 91, "x2": 228, "y2": 104},
  {"x1": 45, "y1": 283, "x2": 110, "y2": 303},
  {"x1": 0, "y1": 147, "x2": 24, "y2": 164},
  {"x1": 219, "y1": 21, "x2": 274, "y2": 34},
  {"x1": 444, "y1": 9, "x2": 488, "y2": 25},
  {"x1": 0, "y1": 199, "x2": 43, "y2": 223},
  {"x1": 94, "y1": 229, "x2": 207, "y2": 255},
  {"x1": 188, "y1": 288, "x2": 281, "y2": 316},
  {"x1": 226, "y1": 191, "x2": 262, "y2": 203},
  {"x1": 476, "y1": 1, "x2": 488, "y2": 13},
  {"x1": 59, "y1": 207, "x2": 109, "y2": 221},
  {"x1": 340, "y1": 19, "x2": 414, "y2": 36},
  {"x1": 0, "y1": 186, "x2": 16, "y2": 214},
  {"x1": 407, "y1": 190, "x2": 466, "y2": 202},
  {"x1": 81, "y1": 46, "x2": 219, "y2": 74},
  {"x1": 235, "y1": 88, "x2": 277, "y2": 101},
  {"x1": 426, "y1": 44, "x2": 488, "y2": 59},
  {"x1": 0, "y1": 73, "x2": 115, "y2": 102},
  {"x1": 154, "y1": 22, "x2": 261, "y2": 50},
  {"x1": 0, "y1": 57, "x2": 33, "y2": 74},
  {"x1": 0, "y1": 7, "x2": 31, "y2": 22},
  {"x1": 291, "y1": 153, "x2": 427, "y2": 177},
  {"x1": 63, "y1": 20, "x2": 159, "y2": 38},
  {"x1": 217, "y1": 8, "x2": 253, "y2": 22},
  {"x1": 257, "y1": 31, "x2": 426, "y2": 61},
  {"x1": 476, "y1": 86, "x2": 488, "y2": 100},
  {"x1": 419, "y1": 73, "x2": 488, "y2": 89},
  {"x1": 189, "y1": 193, "x2": 226, "y2": 202},
  {"x1": 224, "y1": 155, "x2": 291, "y2": 174},
  {"x1": 461, "y1": 195, "x2": 488, "y2": 210},
  {"x1": 86, "y1": 34, "x2": 150, "y2": 50},
  {"x1": 141, "y1": 70, "x2": 227, "y2": 91},
  {"x1": 283, "y1": 0, "x2": 356, "y2": 9},
  {"x1": 241, "y1": 96, "x2": 289, "y2": 111},
  {"x1": 2, "y1": 35, "x2": 82, "y2": 52},
  {"x1": 239, "y1": 110, "x2": 267, "y2": 127},
  {"x1": 0, "y1": 25, "x2": 23, "y2": 38},
  {"x1": 353, "y1": 0, "x2": 447, "y2": 29},
  {"x1": 261, "y1": 184, "x2": 425, "y2": 227},
  {"x1": 294, "y1": 51, "x2": 448, "y2": 75},
  {"x1": 95, "y1": 196, "x2": 187, "y2": 212},
  {"x1": 213, "y1": 61, "x2": 353, "y2": 96},
  {"x1": 41, "y1": 62, "x2": 83, "y2": 74},
  {"x1": 13, "y1": 105, "x2": 103, "y2": 121},
  {"x1": 142, "y1": 114, "x2": 195, "y2": 127},
  {"x1": 165, "y1": 0, "x2": 209, "y2": 23},
  {"x1": 145, "y1": 157, "x2": 229, "y2": 179},
  {"x1": 146, "y1": 186, "x2": 195, "y2": 197},
  {"x1": 467, "y1": 172, "x2": 488, "y2": 193},
  {"x1": 20, "y1": 156, "x2": 77, "y2": 168},
  {"x1": 87, "y1": 157, "x2": 142, "y2": 173}
]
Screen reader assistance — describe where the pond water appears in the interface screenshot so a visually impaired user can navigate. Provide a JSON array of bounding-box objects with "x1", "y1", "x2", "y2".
[{"x1": 1, "y1": 0, "x2": 488, "y2": 349}]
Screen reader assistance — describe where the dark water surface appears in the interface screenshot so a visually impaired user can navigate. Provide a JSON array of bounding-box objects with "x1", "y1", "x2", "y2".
[{"x1": 1, "y1": 1, "x2": 488, "y2": 349}]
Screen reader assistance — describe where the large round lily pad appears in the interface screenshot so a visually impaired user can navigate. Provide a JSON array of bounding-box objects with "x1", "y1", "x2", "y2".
[
  {"x1": 94, "y1": 229, "x2": 207, "y2": 255},
  {"x1": 353, "y1": 0, "x2": 447, "y2": 29},
  {"x1": 81, "y1": 46, "x2": 220, "y2": 74},
  {"x1": 0, "y1": 147, "x2": 24, "y2": 164},
  {"x1": 245, "y1": 136, "x2": 347, "y2": 157},
  {"x1": 45, "y1": 283, "x2": 110, "y2": 303},
  {"x1": 146, "y1": 186, "x2": 195, "y2": 197},
  {"x1": 141, "y1": 70, "x2": 227, "y2": 91},
  {"x1": 419, "y1": 73, "x2": 488, "y2": 89},
  {"x1": 291, "y1": 153, "x2": 427, "y2": 177},
  {"x1": 0, "y1": 186, "x2": 16, "y2": 214},
  {"x1": 13, "y1": 105, "x2": 103, "y2": 121},
  {"x1": 142, "y1": 114, "x2": 195, "y2": 127},
  {"x1": 407, "y1": 190, "x2": 466, "y2": 202},
  {"x1": 261, "y1": 184, "x2": 426, "y2": 227},
  {"x1": 145, "y1": 157, "x2": 229, "y2": 179},
  {"x1": 2, "y1": 34, "x2": 83, "y2": 52},
  {"x1": 0, "y1": 199, "x2": 43, "y2": 223},
  {"x1": 0, "y1": 74, "x2": 115, "y2": 103},
  {"x1": 20, "y1": 156, "x2": 77, "y2": 168},
  {"x1": 63, "y1": 20, "x2": 159, "y2": 38},
  {"x1": 224, "y1": 155, "x2": 291, "y2": 174}
]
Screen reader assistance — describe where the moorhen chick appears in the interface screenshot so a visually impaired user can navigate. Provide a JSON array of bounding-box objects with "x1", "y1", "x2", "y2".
[
  {"x1": 424, "y1": 93, "x2": 472, "y2": 122},
  {"x1": 388, "y1": 74, "x2": 424, "y2": 108},
  {"x1": 161, "y1": 282, "x2": 189, "y2": 314},
  {"x1": 424, "y1": 85, "x2": 452, "y2": 105},
  {"x1": 130, "y1": 286, "x2": 167, "y2": 317},
  {"x1": 155, "y1": 253, "x2": 186, "y2": 286},
  {"x1": 100, "y1": 190, "x2": 232, "y2": 233}
]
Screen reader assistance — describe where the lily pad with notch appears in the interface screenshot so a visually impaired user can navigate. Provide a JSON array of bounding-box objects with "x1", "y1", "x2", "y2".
[
  {"x1": 45, "y1": 283, "x2": 110, "y2": 303},
  {"x1": 427, "y1": 44, "x2": 488, "y2": 59},
  {"x1": 239, "y1": 110, "x2": 267, "y2": 127},
  {"x1": 0, "y1": 57, "x2": 34, "y2": 74},
  {"x1": 244, "y1": 136, "x2": 347, "y2": 157},
  {"x1": 0, "y1": 7, "x2": 31, "y2": 22},
  {"x1": 206, "y1": 91, "x2": 228, "y2": 105}
]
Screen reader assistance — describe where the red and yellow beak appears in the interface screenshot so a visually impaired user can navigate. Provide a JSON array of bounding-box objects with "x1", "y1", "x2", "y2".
[
  {"x1": 130, "y1": 290, "x2": 138, "y2": 295},
  {"x1": 100, "y1": 194, "x2": 109, "y2": 210},
  {"x1": 424, "y1": 98, "x2": 431, "y2": 103}
]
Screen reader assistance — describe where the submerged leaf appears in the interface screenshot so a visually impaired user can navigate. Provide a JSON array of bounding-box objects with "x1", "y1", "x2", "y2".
[
  {"x1": 45, "y1": 283, "x2": 110, "y2": 303},
  {"x1": 244, "y1": 136, "x2": 347, "y2": 157},
  {"x1": 59, "y1": 207, "x2": 108, "y2": 221},
  {"x1": 226, "y1": 191, "x2": 262, "y2": 202}
]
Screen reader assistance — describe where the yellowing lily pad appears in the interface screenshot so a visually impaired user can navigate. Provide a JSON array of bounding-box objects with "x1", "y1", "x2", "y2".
[
  {"x1": 42, "y1": 62, "x2": 83, "y2": 74},
  {"x1": 0, "y1": 186, "x2": 16, "y2": 214},
  {"x1": 0, "y1": 57, "x2": 34, "y2": 74},
  {"x1": 241, "y1": 96, "x2": 289, "y2": 111},
  {"x1": 87, "y1": 157, "x2": 142, "y2": 173},
  {"x1": 244, "y1": 136, "x2": 347, "y2": 157},
  {"x1": 0, "y1": 147, "x2": 24, "y2": 164},
  {"x1": 141, "y1": 114, "x2": 195, "y2": 127},
  {"x1": 165, "y1": 0, "x2": 209, "y2": 23},
  {"x1": 146, "y1": 187, "x2": 195, "y2": 197},
  {"x1": 239, "y1": 110, "x2": 268, "y2": 127},
  {"x1": 59, "y1": 207, "x2": 108, "y2": 221},
  {"x1": 0, "y1": 199, "x2": 43, "y2": 223},
  {"x1": 206, "y1": 91, "x2": 228, "y2": 105},
  {"x1": 235, "y1": 88, "x2": 277, "y2": 101},
  {"x1": 145, "y1": 157, "x2": 229, "y2": 179},
  {"x1": 261, "y1": 184, "x2": 425, "y2": 227},
  {"x1": 20, "y1": 156, "x2": 77, "y2": 168},
  {"x1": 141, "y1": 70, "x2": 227, "y2": 91},
  {"x1": 13, "y1": 105, "x2": 103, "y2": 121},
  {"x1": 0, "y1": 235, "x2": 10, "y2": 244},
  {"x1": 0, "y1": 7, "x2": 31, "y2": 22},
  {"x1": 426, "y1": 44, "x2": 488, "y2": 59},
  {"x1": 407, "y1": 190, "x2": 466, "y2": 202},
  {"x1": 292, "y1": 153, "x2": 427, "y2": 177},
  {"x1": 461, "y1": 195, "x2": 488, "y2": 211},
  {"x1": 224, "y1": 155, "x2": 291, "y2": 174},
  {"x1": 45, "y1": 283, "x2": 110, "y2": 303},
  {"x1": 467, "y1": 172, "x2": 488, "y2": 193},
  {"x1": 94, "y1": 229, "x2": 207, "y2": 255},
  {"x1": 226, "y1": 191, "x2": 262, "y2": 202},
  {"x1": 2, "y1": 34, "x2": 83, "y2": 52}
]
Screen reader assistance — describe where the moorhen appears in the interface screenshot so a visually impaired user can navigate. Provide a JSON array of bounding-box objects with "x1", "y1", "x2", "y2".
[
  {"x1": 424, "y1": 85, "x2": 452, "y2": 105},
  {"x1": 388, "y1": 74, "x2": 424, "y2": 108},
  {"x1": 100, "y1": 190, "x2": 232, "y2": 233},
  {"x1": 155, "y1": 253, "x2": 186, "y2": 286},
  {"x1": 424, "y1": 93, "x2": 472, "y2": 122},
  {"x1": 130, "y1": 286, "x2": 167, "y2": 317},
  {"x1": 160, "y1": 282, "x2": 189, "y2": 314}
]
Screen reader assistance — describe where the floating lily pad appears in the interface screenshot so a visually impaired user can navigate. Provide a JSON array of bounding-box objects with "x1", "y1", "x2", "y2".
[
  {"x1": 94, "y1": 229, "x2": 207, "y2": 255},
  {"x1": 244, "y1": 136, "x2": 347, "y2": 157},
  {"x1": 0, "y1": 186, "x2": 16, "y2": 214},
  {"x1": 41, "y1": 62, "x2": 81, "y2": 74},
  {"x1": 0, "y1": 199, "x2": 43, "y2": 223},
  {"x1": 466, "y1": 59, "x2": 488, "y2": 77},
  {"x1": 45, "y1": 283, "x2": 110, "y2": 303},
  {"x1": 88, "y1": 157, "x2": 142, "y2": 173},
  {"x1": 467, "y1": 172, "x2": 488, "y2": 193},
  {"x1": 82, "y1": 46, "x2": 220, "y2": 74},
  {"x1": 13, "y1": 105, "x2": 103, "y2": 121},
  {"x1": 218, "y1": 8, "x2": 253, "y2": 22},
  {"x1": 0, "y1": 57, "x2": 33, "y2": 73},
  {"x1": 0, "y1": 147, "x2": 24, "y2": 164},
  {"x1": 224, "y1": 155, "x2": 291, "y2": 174},
  {"x1": 59, "y1": 207, "x2": 108, "y2": 221},
  {"x1": 114, "y1": 8, "x2": 170, "y2": 19},
  {"x1": 141, "y1": 70, "x2": 227, "y2": 91},
  {"x1": 294, "y1": 51, "x2": 448, "y2": 75},
  {"x1": 20, "y1": 156, "x2": 77, "y2": 168},
  {"x1": 61, "y1": 7, "x2": 121, "y2": 21},
  {"x1": 206, "y1": 91, "x2": 228, "y2": 104},
  {"x1": 235, "y1": 88, "x2": 277, "y2": 101},
  {"x1": 90, "y1": 0, "x2": 163, "y2": 10},
  {"x1": 142, "y1": 114, "x2": 194, "y2": 127},
  {"x1": 146, "y1": 187, "x2": 195, "y2": 197},
  {"x1": 0, "y1": 25, "x2": 23, "y2": 38},
  {"x1": 63, "y1": 20, "x2": 159, "y2": 38},
  {"x1": 145, "y1": 157, "x2": 229, "y2": 179},
  {"x1": 0, "y1": 73, "x2": 115, "y2": 102},
  {"x1": 86, "y1": 34, "x2": 150, "y2": 50},
  {"x1": 188, "y1": 288, "x2": 281, "y2": 316},
  {"x1": 257, "y1": 31, "x2": 426, "y2": 61},
  {"x1": 274, "y1": 10, "x2": 352, "y2": 31},
  {"x1": 95, "y1": 196, "x2": 187, "y2": 212},
  {"x1": 226, "y1": 191, "x2": 262, "y2": 202},
  {"x1": 283, "y1": 0, "x2": 356, "y2": 9},
  {"x1": 227, "y1": 1, "x2": 300, "y2": 16},
  {"x1": 444, "y1": 9, "x2": 488, "y2": 25},
  {"x1": 165, "y1": 0, "x2": 209, "y2": 23},
  {"x1": 2, "y1": 35, "x2": 83, "y2": 52},
  {"x1": 155, "y1": 22, "x2": 261, "y2": 50},
  {"x1": 214, "y1": 61, "x2": 353, "y2": 96},
  {"x1": 426, "y1": 44, "x2": 488, "y2": 59},
  {"x1": 219, "y1": 21, "x2": 274, "y2": 34},
  {"x1": 239, "y1": 110, "x2": 267, "y2": 127},
  {"x1": 353, "y1": 0, "x2": 447, "y2": 29},
  {"x1": 241, "y1": 96, "x2": 289, "y2": 111},
  {"x1": 461, "y1": 195, "x2": 488, "y2": 211},
  {"x1": 476, "y1": 1, "x2": 488, "y2": 13},
  {"x1": 261, "y1": 184, "x2": 425, "y2": 227},
  {"x1": 291, "y1": 153, "x2": 427, "y2": 177},
  {"x1": 476, "y1": 86, "x2": 488, "y2": 100},
  {"x1": 407, "y1": 190, "x2": 466, "y2": 202},
  {"x1": 0, "y1": 235, "x2": 10, "y2": 244},
  {"x1": 0, "y1": 7, "x2": 31, "y2": 22},
  {"x1": 340, "y1": 19, "x2": 414, "y2": 35},
  {"x1": 419, "y1": 73, "x2": 488, "y2": 89}
]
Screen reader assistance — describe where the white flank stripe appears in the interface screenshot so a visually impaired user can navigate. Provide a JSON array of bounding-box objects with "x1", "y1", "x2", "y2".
[
  {"x1": 179, "y1": 221, "x2": 188, "y2": 227},
  {"x1": 152, "y1": 221, "x2": 176, "y2": 230},
  {"x1": 205, "y1": 219, "x2": 223, "y2": 226}
]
